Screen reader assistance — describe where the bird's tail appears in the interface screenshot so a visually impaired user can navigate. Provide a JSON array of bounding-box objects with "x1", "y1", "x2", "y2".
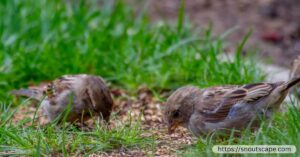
[
  {"x1": 10, "y1": 89, "x2": 43, "y2": 101},
  {"x1": 280, "y1": 77, "x2": 300, "y2": 91}
]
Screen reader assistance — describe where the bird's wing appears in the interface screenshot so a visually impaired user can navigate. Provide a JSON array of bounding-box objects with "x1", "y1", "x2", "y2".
[
  {"x1": 80, "y1": 75, "x2": 113, "y2": 121},
  {"x1": 195, "y1": 83, "x2": 275, "y2": 122},
  {"x1": 88, "y1": 77, "x2": 112, "y2": 112},
  {"x1": 195, "y1": 85, "x2": 239, "y2": 112},
  {"x1": 54, "y1": 74, "x2": 113, "y2": 119}
]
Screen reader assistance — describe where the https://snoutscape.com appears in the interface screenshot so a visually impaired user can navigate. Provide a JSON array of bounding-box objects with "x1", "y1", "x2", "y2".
[{"x1": 213, "y1": 145, "x2": 296, "y2": 154}]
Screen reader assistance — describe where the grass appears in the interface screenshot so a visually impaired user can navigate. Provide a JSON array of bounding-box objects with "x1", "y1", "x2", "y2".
[
  {"x1": 0, "y1": 102, "x2": 154, "y2": 156},
  {"x1": 0, "y1": 0, "x2": 263, "y2": 99},
  {"x1": 0, "y1": 0, "x2": 298, "y2": 156}
]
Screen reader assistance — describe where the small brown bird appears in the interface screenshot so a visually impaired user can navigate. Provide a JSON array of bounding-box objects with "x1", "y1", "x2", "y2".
[
  {"x1": 11, "y1": 74, "x2": 113, "y2": 123},
  {"x1": 290, "y1": 56, "x2": 300, "y2": 100},
  {"x1": 164, "y1": 77, "x2": 300, "y2": 137}
]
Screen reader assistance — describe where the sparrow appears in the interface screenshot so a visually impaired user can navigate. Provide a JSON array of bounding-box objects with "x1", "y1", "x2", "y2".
[
  {"x1": 290, "y1": 56, "x2": 300, "y2": 100},
  {"x1": 11, "y1": 74, "x2": 113, "y2": 123},
  {"x1": 164, "y1": 77, "x2": 300, "y2": 136}
]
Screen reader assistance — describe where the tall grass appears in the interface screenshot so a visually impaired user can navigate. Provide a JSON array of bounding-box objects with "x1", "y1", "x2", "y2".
[{"x1": 0, "y1": 0, "x2": 263, "y2": 99}]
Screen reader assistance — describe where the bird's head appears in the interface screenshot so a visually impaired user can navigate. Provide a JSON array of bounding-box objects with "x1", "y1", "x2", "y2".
[{"x1": 164, "y1": 86, "x2": 201, "y2": 134}]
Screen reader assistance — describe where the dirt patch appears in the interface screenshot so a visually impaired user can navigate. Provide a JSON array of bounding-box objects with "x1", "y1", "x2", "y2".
[{"x1": 143, "y1": 0, "x2": 300, "y2": 67}]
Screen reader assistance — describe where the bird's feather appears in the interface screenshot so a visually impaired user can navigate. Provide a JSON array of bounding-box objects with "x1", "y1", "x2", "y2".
[
  {"x1": 10, "y1": 74, "x2": 113, "y2": 123},
  {"x1": 196, "y1": 83, "x2": 276, "y2": 123},
  {"x1": 10, "y1": 89, "x2": 44, "y2": 100}
]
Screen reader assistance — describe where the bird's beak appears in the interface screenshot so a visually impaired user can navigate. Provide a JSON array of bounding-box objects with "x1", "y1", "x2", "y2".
[{"x1": 168, "y1": 122, "x2": 179, "y2": 134}]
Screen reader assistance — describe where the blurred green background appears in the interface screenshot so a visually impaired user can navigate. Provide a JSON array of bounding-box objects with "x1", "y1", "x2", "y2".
[{"x1": 0, "y1": 0, "x2": 263, "y2": 100}]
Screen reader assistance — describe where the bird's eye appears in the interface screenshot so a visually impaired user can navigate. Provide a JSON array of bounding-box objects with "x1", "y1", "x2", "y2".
[{"x1": 172, "y1": 110, "x2": 180, "y2": 118}]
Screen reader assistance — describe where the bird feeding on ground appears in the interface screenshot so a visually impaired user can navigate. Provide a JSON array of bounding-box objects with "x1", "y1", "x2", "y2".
[
  {"x1": 164, "y1": 77, "x2": 300, "y2": 136},
  {"x1": 11, "y1": 74, "x2": 113, "y2": 124}
]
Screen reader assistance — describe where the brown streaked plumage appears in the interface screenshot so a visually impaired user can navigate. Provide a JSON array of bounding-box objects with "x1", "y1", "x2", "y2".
[
  {"x1": 290, "y1": 56, "x2": 300, "y2": 100},
  {"x1": 164, "y1": 77, "x2": 300, "y2": 137},
  {"x1": 11, "y1": 74, "x2": 113, "y2": 123}
]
